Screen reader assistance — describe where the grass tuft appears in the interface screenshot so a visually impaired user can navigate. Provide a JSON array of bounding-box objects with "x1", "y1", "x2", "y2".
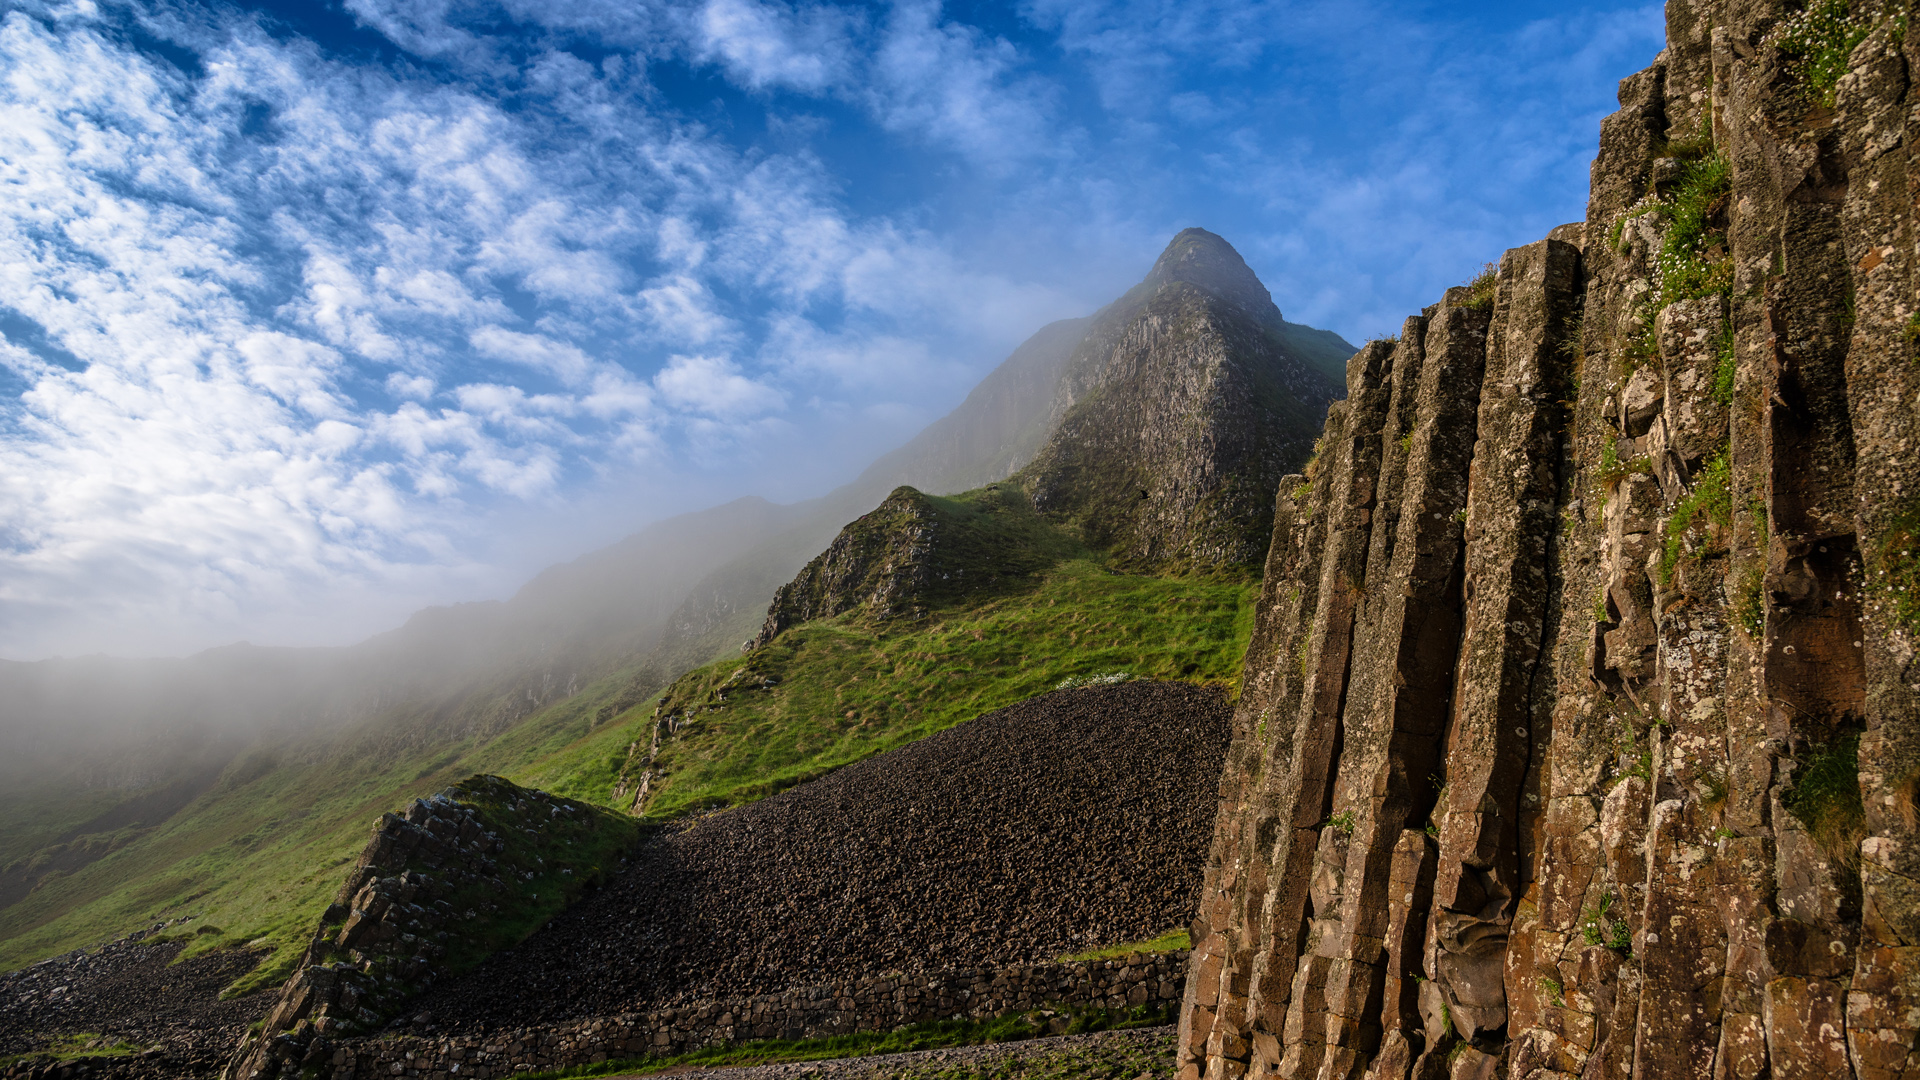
[
  {"x1": 1060, "y1": 927, "x2": 1190, "y2": 963},
  {"x1": 1770, "y1": 0, "x2": 1873, "y2": 109},
  {"x1": 1660, "y1": 450, "x2": 1733, "y2": 586},
  {"x1": 1784, "y1": 731, "x2": 1867, "y2": 870},
  {"x1": 1462, "y1": 263, "x2": 1498, "y2": 310}
]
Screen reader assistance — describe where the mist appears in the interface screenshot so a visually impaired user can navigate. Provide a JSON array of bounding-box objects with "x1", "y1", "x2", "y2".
[{"x1": 0, "y1": 0, "x2": 1662, "y2": 667}]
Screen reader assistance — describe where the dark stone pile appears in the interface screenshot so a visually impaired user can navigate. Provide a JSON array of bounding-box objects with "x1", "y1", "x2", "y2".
[
  {"x1": 0, "y1": 935, "x2": 267, "y2": 1078},
  {"x1": 418, "y1": 680, "x2": 1229, "y2": 1030}
]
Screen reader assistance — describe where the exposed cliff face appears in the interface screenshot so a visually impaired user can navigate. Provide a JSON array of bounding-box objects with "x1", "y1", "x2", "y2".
[
  {"x1": 1176, "y1": 5, "x2": 1920, "y2": 1079},
  {"x1": 1020, "y1": 229, "x2": 1343, "y2": 574}
]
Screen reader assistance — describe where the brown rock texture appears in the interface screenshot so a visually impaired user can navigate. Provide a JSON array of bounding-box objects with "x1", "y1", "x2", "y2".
[
  {"x1": 1018, "y1": 229, "x2": 1341, "y2": 573},
  {"x1": 1175, "y1": 4, "x2": 1920, "y2": 1077}
]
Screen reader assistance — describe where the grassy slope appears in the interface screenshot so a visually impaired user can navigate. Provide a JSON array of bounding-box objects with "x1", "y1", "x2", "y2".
[
  {"x1": 642, "y1": 556, "x2": 1256, "y2": 821},
  {"x1": 0, "y1": 667, "x2": 668, "y2": 987},
  {"x1": 0, "y1": 496, "x2": 1259, "y2": 989}
]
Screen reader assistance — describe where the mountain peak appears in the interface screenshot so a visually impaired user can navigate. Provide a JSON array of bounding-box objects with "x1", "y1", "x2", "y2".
[{"x1": 1138, "y1": 228, "x2": 1280, "y2": 322}]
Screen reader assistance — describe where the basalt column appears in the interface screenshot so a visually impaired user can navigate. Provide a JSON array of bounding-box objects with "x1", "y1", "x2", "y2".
[{"x1": 1178, "y1": 2, "x2": 1920, "y2": 1077}]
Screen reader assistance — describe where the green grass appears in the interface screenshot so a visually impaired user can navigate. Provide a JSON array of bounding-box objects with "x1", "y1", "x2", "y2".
[
  {"x1": 1655, "y1": 154, "x2": 1732, "y2": 303},
  {"x1": 0, "y1": 663, "x2": 669, "y2": 986},
  {"x1": 1784, "y1": 731, "x2": 1867, "y2": 870},
  {"x1": 1597, "y1": 438, "x2": 1653, "y2": 485},
  {"x1": 0, "y1": 1033, "x2": 143, "y2": 1067},
  {"x1": 1659, "y1": 450, "x2": 1733, "y2": 586},
  {"x1": 1462, "y1": 262, "x2": 1498, "y2": 310},
  {"x1": 516, "y1": 1004, "x2": 1176, "y2": 1080},
  {"x1": 1773, "y1": 0, "x2": 1873, "y2": 109},
  {"x1": 641, "y1": 558, "x2": 1256, "y2": 820},
  {"x1": 1871, "y1": 500, "x2": 1920, "y2": 640},
  {"x1": 1712, "y1": 317, "x2": 1737, "y2": 405},
  {"x1": 1538, "y1": 977, "x2": 1565, "y2": 1008},
  {"x1": 1581, "y1": 891, "x2": 1628, "y2": 952},
  {"x1": 1060, "y1": 927, "x2": 1190, "y2": 963}
]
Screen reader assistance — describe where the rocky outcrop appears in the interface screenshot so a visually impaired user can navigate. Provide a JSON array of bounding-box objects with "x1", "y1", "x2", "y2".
[
  {"x1": 223, "y1": 777, "x2": 638, "y2": 1080},
  {"x1": 748, "y1": 484, "x2": 1078, "y2": 649},
  {"x1": 750, "y1": 486, "x2": 944, "y2": 648},
  {"x1": 1018, "y1": 229, "x2": 1342, "y2": 573},
  {"x1": 1176, "y1": 4, "x2": 1920, "y2": 1078}
]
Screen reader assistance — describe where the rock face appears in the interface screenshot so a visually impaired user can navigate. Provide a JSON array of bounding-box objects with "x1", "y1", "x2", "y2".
[
  {"x1": 1175, "y1": 5, "x2": 1920, "y2": 1078},
  {"x1": 223, "y1": 777, "x2": 638, "y2": 1080},
  {"x1": 747, "y1": 231, "x2": 1344, "y2": 655},
  {"x1": 750, "y1": 485, "x2": 1073, "y2": 648},
  {"x1": 1020, "y1": 229, "x2": 1342, "y2": 573}
]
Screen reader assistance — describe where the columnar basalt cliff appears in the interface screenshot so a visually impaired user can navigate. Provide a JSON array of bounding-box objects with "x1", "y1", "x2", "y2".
[{"x1": 1176, "y1": 4, "x2": 1920, "y2": 1078}]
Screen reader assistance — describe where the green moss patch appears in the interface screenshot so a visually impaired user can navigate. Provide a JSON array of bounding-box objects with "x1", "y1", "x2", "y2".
[
  {"x1": 1784, "y1": 731, "x2": 1868, "y2": 869},
  {"x1": 1060, "y1": 928, "x2": 1190, "y2": 963},
  {"x1": 0, "y1": 1033, "x2": 142, "y2": 1068}
]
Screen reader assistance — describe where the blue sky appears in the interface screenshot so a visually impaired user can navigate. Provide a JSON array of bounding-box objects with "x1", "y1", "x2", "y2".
[{"x1": 0, "y1": 0, "x2": 1664, "y2": 659}]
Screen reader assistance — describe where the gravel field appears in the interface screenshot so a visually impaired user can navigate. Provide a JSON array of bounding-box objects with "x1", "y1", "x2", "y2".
[
  {"x1": 420, "y1": 681, "x2": 1229, "y2": 1029},
  {"x1": 0, "y1": 680, "x2": 1226, "y2": 1076},
  {"x1": 0, "y1": 934, "x2": 267, "y2": 1077}
]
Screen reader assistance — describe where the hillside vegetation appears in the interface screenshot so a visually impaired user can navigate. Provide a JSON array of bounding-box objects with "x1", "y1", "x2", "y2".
[
  {"x1": 634, "y1": 489, "x2": 1257, "y2": 820},
  {"x1": 0, "y1": 665, "x2": 668, "y2": 991}
]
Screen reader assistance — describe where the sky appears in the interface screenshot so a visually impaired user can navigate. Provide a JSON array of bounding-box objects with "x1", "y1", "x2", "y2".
[{"x1": 0, "y1": 0, "x2": 1666, "y2": 660}]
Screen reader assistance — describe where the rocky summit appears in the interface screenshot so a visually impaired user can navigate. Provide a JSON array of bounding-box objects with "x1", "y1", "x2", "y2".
[
  {"x1": 1175, "y1": 5, "x2": 1920, "y2": 1080},
  {"x1": 1018, "y1": 229, "x2": 1342, "y2": 574}
]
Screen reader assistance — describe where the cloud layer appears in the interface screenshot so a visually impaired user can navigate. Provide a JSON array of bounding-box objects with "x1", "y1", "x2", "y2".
[{"x1": 0, "y1": 0, "x2": 1663, "y2": 658}]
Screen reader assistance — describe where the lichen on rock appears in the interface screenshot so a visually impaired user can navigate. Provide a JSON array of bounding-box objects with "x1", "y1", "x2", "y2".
[{"x1": 1174, "y1": 4, "x2": 1920, "y2": 1076}]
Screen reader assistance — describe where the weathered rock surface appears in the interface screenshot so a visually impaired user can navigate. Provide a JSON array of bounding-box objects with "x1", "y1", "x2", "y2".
[
  {"x1": 297, "y1": 954, "x2": 1185, "y2": 1079},
  {"x1": 750, "y1": 485, "x2": 1074, "y2": 650},
  {"x1": 1019, "y1": 229, "x2": 1341, "y2": 573},
  {"x1": 1175, "y1": 4, "x2": 1920, "y2": 1077},
  {"x1": 416, "y1": 681, "x2": 1230, "y2": 1030}
]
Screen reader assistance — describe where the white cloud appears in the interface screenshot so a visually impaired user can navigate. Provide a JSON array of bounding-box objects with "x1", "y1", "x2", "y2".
[
  {"x1": 868, "y1": 0, "x2": 1054, "y2": 167},
  {"x1": 634, "y1": 273, "x2": 736, "y2": 346},
  {"x1": 653, "y1": 353, "x2": 784, "y2": 418},
  {"x1": 693, "y1": 0, "x2": 854, "y2": 93},
  {"x1": 469, "y1": 326, "x2": 595, "y2": 385},
  {"x1": 0, "y1": 0, "x2": 1665, "y2": 658}
]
